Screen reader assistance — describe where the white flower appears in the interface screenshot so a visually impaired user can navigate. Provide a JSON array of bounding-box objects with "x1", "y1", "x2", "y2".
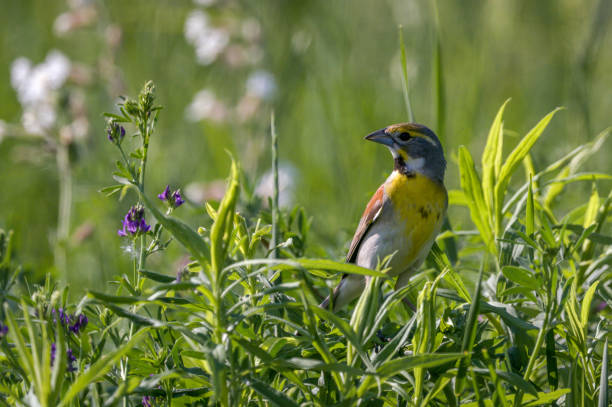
[
  {"x1": 246, "y1": 70, "x2": 277, "y2": 101},
  {"x1": 184, "y1": 10, "x2": 209, "y2": 43},
  {"x1": 185, "y1": 89, "x2": 227, "y2": 122},
  {"x1": 22, "y1": 104, "x2": 56, "y2": 136},
  {"x1": 255, "y1": 163, "x2": 298, "y2": 208},
  {"x1": 10, "y1": 57, "x2": 31, "y2": 91},
  {"x1": 9, "y1": 50, "x2": 71, "y2": 135},
  {"x1": 184, "y1": 10, "x2": 229, "y2": 65}
]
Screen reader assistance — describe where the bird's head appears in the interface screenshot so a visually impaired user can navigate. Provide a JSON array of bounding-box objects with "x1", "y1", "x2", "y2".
[{"x1": 365, "y1": 123, "x2": 446, "y2": 181}]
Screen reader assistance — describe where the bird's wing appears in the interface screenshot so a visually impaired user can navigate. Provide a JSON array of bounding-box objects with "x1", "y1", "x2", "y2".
[{"x1": 345, "y1": 184, "x2": 386, "y2": 263}]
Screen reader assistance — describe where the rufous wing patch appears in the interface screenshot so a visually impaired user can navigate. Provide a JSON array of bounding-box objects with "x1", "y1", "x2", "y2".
[{"x1": 345, "y1": 184, "x2": 385, "y2": 263}]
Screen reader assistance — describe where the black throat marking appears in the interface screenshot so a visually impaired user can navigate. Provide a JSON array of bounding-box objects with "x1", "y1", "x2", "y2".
[{"x1": 394, "y1": 156, "x2": 415, "y2": 177}]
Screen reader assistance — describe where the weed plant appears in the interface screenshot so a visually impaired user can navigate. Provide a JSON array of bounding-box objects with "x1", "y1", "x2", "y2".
[{"x1": 0, "y1": 79, "x2": 609, "y2": 406}]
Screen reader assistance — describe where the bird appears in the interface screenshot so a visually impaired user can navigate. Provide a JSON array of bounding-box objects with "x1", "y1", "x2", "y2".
[{"x1": 320, "y1": 123, "x2": 447, "y2": 312}]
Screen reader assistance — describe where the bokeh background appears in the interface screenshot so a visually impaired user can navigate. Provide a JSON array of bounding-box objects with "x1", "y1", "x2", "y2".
[{"x1": 1, "y1": 0, "x2": 611, "y2": 289}]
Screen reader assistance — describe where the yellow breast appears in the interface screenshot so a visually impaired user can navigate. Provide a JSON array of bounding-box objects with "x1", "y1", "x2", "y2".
[{"x1": 384, "y1": 171, "x2": 447, "y2": 263}]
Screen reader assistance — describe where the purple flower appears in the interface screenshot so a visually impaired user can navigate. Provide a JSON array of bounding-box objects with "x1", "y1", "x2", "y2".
[
  {"x1": 51, "y1": 343, "x2": 78, "y2": 371},
  {"x1": 69, "y1": 314, "x2": 88, "y2": 334},
  {"x1": 51, "y1": 343, "x2": 57, "y2": 365},
  {"x1": 107, "y1": 120, "x2": 126, "y2": 145},
  {"x1": 0, "y1": 323, "x2": 8, "y2": 338},
  {"x1": 118, "y1": 205, "x2": 151, "y2": 237},
  {"x1": 172, "y1": 190, "x2": 185, "y2": 207},
  {"x1": 66, "y1": 348, "x2": 77, "y2": 372},
  {"x1": 158, "y1": 185, "x2": 185, "y2": 209},
  {"x1": 142, "y1": 395, "x2": 152, "y2": 407},
  {"x1": 52, "y1": 308, "x2": 71, "y2": 326},
  {"x1": 157, "y1": 185, "x2": 171, "y2": 201}
]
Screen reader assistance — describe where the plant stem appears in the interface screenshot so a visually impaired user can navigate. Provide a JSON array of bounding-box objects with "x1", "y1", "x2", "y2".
[
  {"x1": 270, "y1": 111, "x2": 279, "y2": 260},
  {"x1": 55, "y1": 142, "x2": 72, "y2": 279},
  {"x1": 137, "y1": 117, "x2": 151, "y2": 277}
]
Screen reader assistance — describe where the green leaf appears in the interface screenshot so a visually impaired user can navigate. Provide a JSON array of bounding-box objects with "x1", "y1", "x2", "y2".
[
  {"x1": 545, "y1": 329, "x2": 559, "y2": 389},
  {"x1": 458, "y1": 146, "x2": 495, "y2": 253},
  {"x1": 473, "y1": 368, "x2": 538, "y2": 396},
  {"x1": 58, "y1": 329, "x2": 149, "y2": 406},
  {"x1": 210, "y1": 158, "x2": 240, "y2": 278},
  {"x1": 501, "y1": 266, "x2": 540, "y2": 290},
  {"x1": 522, "y1": 389, "x2": 571, "y2": 406},
  {"x1": 310, "y1": 305, "x2": 373, "y2": 370},
  {"x1": 88, "y1": 290, "x2": 140, "y2": 304},
  {"x1": 584, "y1": 184, "x2": 600, "y2": 228},
  {"x1": 140, "y1": 190, "x2": 210, "y2": 267},
  {"x1": 138, "y1": 269, "x2": 176, "y2": 283},
  {"x1": 245, "y1": 376, "x2": 299, "y2": 407},
  {"x1": 430, "y1": 243, "x2": 470, "y2": 302},
  {"x1": 580, "y1": 280, "x2": 599, "y2": 329},
  {"x1": 599, "y1": 338, "x2": 609, "y2": 407},
  {"x1": 376, "y1": 353, "x2": 464, "y2": 379},
  {"x1": 495, "y1": 107, "x2": 562, "y2": 235},
  {"x1": 99, "y1": 184, "x2": 124, "y2": 197},
  {"x1": 526, "y1": 175, "x2": 535, "y2": 236},
  {"x1": 455, "y1": 264, "x2": 484, "y2": 395},
  {"x1": 482, "y1": 99, "x2": 510, "y2": 213}
]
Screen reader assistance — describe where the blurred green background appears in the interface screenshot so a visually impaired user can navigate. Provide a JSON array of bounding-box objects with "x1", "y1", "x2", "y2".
[{"x1": 1, "y1": 0, "x2": 611, "y2": 288}]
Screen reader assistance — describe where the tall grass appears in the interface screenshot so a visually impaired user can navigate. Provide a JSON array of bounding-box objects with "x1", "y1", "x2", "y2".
[{"x1": 0, "y1": 80, "x2": 609, "y2": 406}]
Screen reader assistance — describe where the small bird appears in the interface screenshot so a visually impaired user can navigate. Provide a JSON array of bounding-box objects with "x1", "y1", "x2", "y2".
[{"x1": 320, "y1": 123, "x2": 447, "y2": 311}]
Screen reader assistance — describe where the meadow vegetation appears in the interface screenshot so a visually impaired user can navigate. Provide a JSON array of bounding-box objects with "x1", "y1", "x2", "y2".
[
  {"x1": 0, "y1": 1, "x2": 610, "y2": 406},
  {"x1": 0, "y1": 81, "x2": 609, "y2": 406}
]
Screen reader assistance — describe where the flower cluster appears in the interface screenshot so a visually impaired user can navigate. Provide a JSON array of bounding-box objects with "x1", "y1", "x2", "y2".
[
  {"x1": 50, "y1": 343, "x2": 77, "y2": 372},
  {"x1": 158, "y1": 185, "x2": 185, "y2": 210},
  {"x1": 118, "y1": 205, "x2": 151, "y2": 237},
  {"x1": 0, "y1": 323, "x2": 7, "y2": 338},
  {"x1": 106, "y1": 119, "x2": 125, "y2": 145},
  {"x1": 52, "y1": 308, "x2": 88, "y2": 334},
  {"x1": 10, "y1": 50, "x2": 71, "y2": 135}
]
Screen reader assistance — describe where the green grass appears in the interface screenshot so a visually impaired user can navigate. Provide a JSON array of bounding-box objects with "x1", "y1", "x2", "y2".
[{"x1": 0, "y1": 83, "x2": 609, "y2": 406}]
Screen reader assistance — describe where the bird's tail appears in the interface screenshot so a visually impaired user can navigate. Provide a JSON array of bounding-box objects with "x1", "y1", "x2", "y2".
[{"x1": 319, "y1": 295, "x2": 331, "y2": 310}]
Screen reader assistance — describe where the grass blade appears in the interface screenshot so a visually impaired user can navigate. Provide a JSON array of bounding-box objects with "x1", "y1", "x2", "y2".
[
  {"x1": 459, "y1": 146, "x2": 495, "y2": 253},
  {"x1": 455, "y1": 262, "x2": 484, "y2": 396},
  {"x1": 398, "y1": 25, "x2": 415, "y2": 122},
  {"x1": 598, "y1": 338, "x2": 608, "y2": 407},
  {"x1": 494, "y1": 108, "x2": 563, "y2": 235},
  {"x1": 482, "y1": 99, "x2": 510, "y2": 213},
  {"x1": 58, "y1": 328, "x2": 148, "y2": 406},
  {"x1": 246, "y1": 376, "x2": 299, "y2": 407}
]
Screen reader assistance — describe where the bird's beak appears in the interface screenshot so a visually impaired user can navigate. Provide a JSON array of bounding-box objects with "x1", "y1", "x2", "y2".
[{"x1": 364, "y1": 129, "x2": 394, "y2": 147}]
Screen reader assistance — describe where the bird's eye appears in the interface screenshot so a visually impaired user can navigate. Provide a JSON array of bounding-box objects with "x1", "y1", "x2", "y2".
[{"x1": 398, "y1": 132, "x2": 411, "y2": 141}]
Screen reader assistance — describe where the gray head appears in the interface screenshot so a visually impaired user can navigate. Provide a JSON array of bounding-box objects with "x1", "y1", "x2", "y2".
[{"x1": 365, "y1": 123, "x2": 446, "y2": 182}]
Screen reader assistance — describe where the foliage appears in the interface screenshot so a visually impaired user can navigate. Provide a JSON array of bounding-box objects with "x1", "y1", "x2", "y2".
[{"x1": 0, "y1": 83, "x2": 609, "y2": 406}]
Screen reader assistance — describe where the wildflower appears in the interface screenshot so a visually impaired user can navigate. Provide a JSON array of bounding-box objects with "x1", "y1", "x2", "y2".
[
  {"x1": 185, "y1": 89, "x2": 227, "y2": 123},
  {"x1": 246, "y1": 70, "x2": 277, "y2": 101},
  {"x1": 10, "y1": 51, "x2": 71, "y2": 136},
  {"x1": 69, "y1": 314, "x2": 88, "y2": 334},
  {"x1": 118, "y1": 205, "x2": 151, "y2": 237},
  {"x1": 66, "y1": 348, "x2": 77, "y2": 372},
  {"x1": 184, "y1": 10, "x2": 229, "y2": 65},
  {"x1": 158, "y1": 185, "x2": 185, "y2": 209},
  {"x1": 175, "y1": 268, "x2": 186, "y2": 283},
  {"x1": 50, "y1": 343, "x2": 78, "y2": 372},
  {"x1": 142, "y1": 395, "x2": 152, "y2": 407},
  {"x1": 0, "y1": 323, "x2": 8, "y2": 338},
  {"x1": 52, "y1": 308, "x2": 71, "y2": 325},
  {"x1": 106, "y1": 119, "x2": 125, "y2": 145},
  {"x1": 50, "y1": 342, "x2": 57, "y2": 365}
]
